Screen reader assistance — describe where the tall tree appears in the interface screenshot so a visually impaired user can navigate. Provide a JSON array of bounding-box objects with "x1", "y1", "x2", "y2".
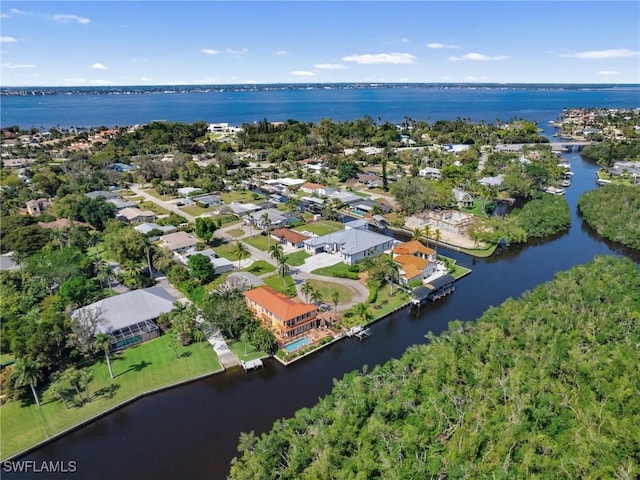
[
  {"x1": 301, "y1": 281, "x2": 314, "y2": 303},
  {"x1": 94, "y1": 332, "x2": 115, "y2": 379},
  {"x1": 14, "y1": 358, "x2": 42, "y2": 407},
  {"x1": 261, "y1": 212, "x2": 272, "y2": 247},
  {"x1": 331, "y1": 290, "x2": 340, "y2": 325},
  {"x1": 234, "y1": 241, "x2": 250, "y2": 270}
]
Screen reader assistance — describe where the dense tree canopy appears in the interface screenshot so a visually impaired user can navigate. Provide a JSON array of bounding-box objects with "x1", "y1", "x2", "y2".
[
  {"x1": 230, "y1": 256, "x2": 640, "y2": 480},
  {"x1": 578, "y1": 184, "x2": 640, "y2": 250}
]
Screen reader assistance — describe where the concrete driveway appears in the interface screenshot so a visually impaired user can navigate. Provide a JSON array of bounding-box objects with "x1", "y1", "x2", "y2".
[{"x1": 297, "y1": 252, "x2": 341, "y2": 273}]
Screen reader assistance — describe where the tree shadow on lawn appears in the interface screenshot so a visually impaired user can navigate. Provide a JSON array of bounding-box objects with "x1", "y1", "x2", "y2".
[
  {"x1": 93, "y1": 383, "x2": 120, "y2": 400},
  {"x1": 179, "y1": 351, "x2": 192, "y2": 359},
  {"x1": 115, "y1": 360, "x2": 152, "y2": 378}
]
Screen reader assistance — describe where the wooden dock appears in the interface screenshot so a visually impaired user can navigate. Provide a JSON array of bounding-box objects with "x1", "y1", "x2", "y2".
[
  {"x1": 346, "y1": 325, "x2": 371, "y2": 340},
  {"x1": 240, "y1": 359, "x2": 264, "y2": 372}
]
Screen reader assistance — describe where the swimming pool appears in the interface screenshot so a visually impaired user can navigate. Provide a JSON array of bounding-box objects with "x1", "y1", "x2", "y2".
[{"x1": 283, "y1": 337, "x2": 312, "y2": 353}]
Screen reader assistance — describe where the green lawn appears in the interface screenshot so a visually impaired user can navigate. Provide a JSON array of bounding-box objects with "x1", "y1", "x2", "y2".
[
  {"x1": 213, "y1": 242, "x2": 241, "y2": 261},
  {"x1": 220, "y1": 191, "x2": 264, "y2": 204},
  {"x1": 461, "y1": 199, "x2": 490, "y2": 219},
  {"x1": 219, "y1": 216, "x2": 242, "y2": 227},
  {"x1": 263, "y1": 274, "x2": 297, "y2": 297},
  {"x1": 293, "y1": 220, "x2": 344, "y2": 236},
  {"x1": 227, "y1": 340, "x2": 267, "y2": 363},
  {"x1": 458, "y1": 243, "x2": 498, "y2": 258},
  {"x1": 181, "y1": 205, "x2": 217, "y2": 217},
  {"x1": 303, "y1": 279, "x2": 352, "y2": 304},
  {"x1": 137, "y1": 200, "x2": 171, "y2": 216},
  {"x1": 311, "y1": 262, "x2": 359, "y2": 279},
  {"x1": 286, "y1": 250, "x2": 310, "y2": 267},
  {"x1": 243, "y1": 234, "x2": 272, "y2": 252},
  {"x1": 340, "y1": 286, "x2": 410, "y2": 330},
  {"x1": 226, "y1": 228, "x2": 246, "y2": 238},
  {"x1": 1, "y1": 335, "x2": 221, "y2": 460},
  {"x1": 243, "y1": 260, "x2": 275, "y2": 276},
  {"x1": 143, "y1": 189, "x2": 177, "y2": 201}
]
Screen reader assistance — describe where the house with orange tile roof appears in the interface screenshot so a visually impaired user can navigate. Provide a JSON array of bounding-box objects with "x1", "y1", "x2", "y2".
[
  {"x1": 392, "y1": 240, "x2": 438, "y2": 285},
  {"x1": 244, "y1": 286, "x2": 319, "y2": 339},
  {"x1": 271, "y1": 228, "x2": 309, "y2": 248},
  {"x1": 300, "y1": 182, "x2": 333, "y2": 197}
]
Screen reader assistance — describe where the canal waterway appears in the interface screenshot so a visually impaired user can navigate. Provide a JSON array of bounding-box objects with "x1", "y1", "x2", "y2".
[{"x1": 7, "y1": 143, "x2": 639, "y2": 479}]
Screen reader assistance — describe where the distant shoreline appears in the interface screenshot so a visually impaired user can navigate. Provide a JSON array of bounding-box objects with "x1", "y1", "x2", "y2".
[{"x1": 2, "y1": 82, "x2": 639, "y2": 97}]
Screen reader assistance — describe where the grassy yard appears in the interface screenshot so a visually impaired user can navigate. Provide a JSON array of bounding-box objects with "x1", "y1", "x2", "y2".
[
  {"x1": 286, "y1": 250, "x2": 310, "y2": 267},
  {"x1": 213, "y1": 242, "x2": 241, "y2": 261},
  {"x1": 227, "y1": 340, "x2": 267, "y2": 363},
  {"x1": 138, "y1": 200, "x2": 171, "y2": 216},
  {"x1": 243, "y1": 260, "x2": 275, "y2": 276},
  {"x1": 0, "y1": 335, "x2": 221, "y2": 461},
  {"x1": 461, "y1": 199, "x2": 490, "y2": 219},
  {"x1": 458, "y1": 243, "x2": 498, "y2": 258},
  {"x1": 219, "y1": 216, "x2": 242, "y2": 227},
  {"x1": 220, "y1": 191, "x2": 264, "y2": 204},
  {"x1": 303, "y1": 279, "x2": 353, "y2": 304},
  {"x1": 143, "y1": 189, "x2": 177, "y2": 201},
  {"x1": 311, "y1": 262, "x2": 359, "y2": 279},
  {"x1": 293, "y1": 220, "x2": 344, "y2": 236},
  {"x1": 263, "y1": 273, "x2": 297, "y2": 297},
  {"x1": 340, "y1": 286, "x2": 411, "y2": 330},
  {"x1": 181, "y1": 205, "x2": 217, "y2": 217},
  {"x1": 243, "y1": 234, "x2": 272, "y2": 252},
  {"x1": 226, "y1": 228, "x2": 246, "y2": 238}
]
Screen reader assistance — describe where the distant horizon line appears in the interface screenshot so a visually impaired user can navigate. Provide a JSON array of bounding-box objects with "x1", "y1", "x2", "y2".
[{"x1": 2, "y1": 81, "x2": 640, "y2": 90}]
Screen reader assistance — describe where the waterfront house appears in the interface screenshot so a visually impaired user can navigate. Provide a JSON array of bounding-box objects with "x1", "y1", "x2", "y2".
[
  {"x1": 452, "y1": 188, "x2": 474, "y2": 208},
  {"x1": 244, "y1": 286, "x2": 319, "y2": 339},
  {"x1": 300, "y1": 182, "x2": 334, "y2": 197},
  {"x1": 303, "y1": 228, "x2": 394, "y2": 265},
  {"x1": 271, "y1": 228, "x2": 310, "y2": 248},
  {"x1": 71, "y1": 286, "x2": 176, "y2": 351},
  {"x1": 392, "y1": 240, "x2": 438, "y2": 286}
]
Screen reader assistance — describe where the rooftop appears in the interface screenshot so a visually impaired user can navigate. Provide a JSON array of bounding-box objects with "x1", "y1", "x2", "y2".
[
  {"x1": 244, "y1": 286, "x2": 316, "y2": 322},
  {"x1": 304, "y1": 228, "x2": 394, "y2": 256}
]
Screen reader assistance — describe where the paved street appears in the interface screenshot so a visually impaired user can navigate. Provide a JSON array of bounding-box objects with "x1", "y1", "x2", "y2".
[{"x1": 129, "y1": 184, "x2": 196, "y2": 222}]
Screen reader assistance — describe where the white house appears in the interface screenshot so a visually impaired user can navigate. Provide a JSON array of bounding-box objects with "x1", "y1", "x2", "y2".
[
  {"x1": 300, "y1": 182, "x2": 334, "y2": 197},
  {"x1": 303, "y1": 228, "x2": 395, "y2": 265}
]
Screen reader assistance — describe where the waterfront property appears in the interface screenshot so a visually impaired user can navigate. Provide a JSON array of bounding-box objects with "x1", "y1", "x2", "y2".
[
  {"x1": 243, "y1": 286, "x2": 319, "y2": 339},
  {"x1": 392, "y1": 240, "x2": 438, "y2": 286},
  {"x1": 71, "y1": 286, "x2": 176, "y2": 351},
  {"x1": 411, "y1": 274, "x2": 456, "y2": 305},
  {"x1": 303, "y1": 227, "x2": 395, "y2": 265}
]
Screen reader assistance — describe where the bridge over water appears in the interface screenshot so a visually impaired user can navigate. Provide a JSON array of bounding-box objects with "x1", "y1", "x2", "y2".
[{"x1": 495, "y1": 141, "x2": 592, "y2": 153}]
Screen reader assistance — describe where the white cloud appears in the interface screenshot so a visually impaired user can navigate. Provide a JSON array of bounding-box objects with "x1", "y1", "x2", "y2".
[
  {"x1": 400, "y1": 38, "x2": 410, "y2": 44},
  {"x1": 275, "y1": 50, "x2": 289, "y2": 56},
  {"x1": 0, "y1": 36, "x2": 17, "y2": 43},
  {"x1": 291, "y1": 70, "x2": 315, "y2": 77},
  {"x1": 342, "y1": 52, "x2": 416, "y2": 65},
  {"x1": 0, "y1": 14, "x2": 9, "y2": 18},
  {"x1": 464, "y1": 75, "x2": 490, "y2": 81},
  {"x1": 201, "y1": 48, "x2": 219, "y2": 55},
  {"x1": 90, "y1": 63, "x2": 108, "y2": 70},
  {"x1": 193, "y1": 77, "x2": 217, "y2": 83},
  {"x1": 1, "y1": 63, "x2": 36, "y2": 69},
  {"x1": 226, "y1": 48, "x2": 248, "y2": 55},
  {"x1": 243, "y1": 80, "x2": 258, "y2": 84},
  {"x1": 63, "y1": 77, "x2": 86, "y2": 83},
  {"x1": 560, "y1": 48, "x2": 640, "y2": 59},
  {"x1": 449, "y1": 52, "x2": 510, "y2": 61},
  {"x1": 53, "y1": 14, "x2": 90, "y2": 25},
  {"x1": 9, "y1": 8, "x2": 28, "y2": 15},
  {"x1": 427, "y1": 43, "x2": 458, "y2": 49},
  {"x1": 139, "y1": 76, "x2": 151, "y2": 81},
  {"x1": 598, "y1": 70, "x2": 620, "y2": 76},
  {"x1": 314, "y1": 63, "x2": 348, "y2": 70},
  {"x1": 90, "y1": 79, "x2": 112, "y2": 85}
]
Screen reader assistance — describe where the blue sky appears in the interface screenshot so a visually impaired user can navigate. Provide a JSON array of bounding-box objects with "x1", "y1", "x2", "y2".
[{"x1": 1, "y1": 1, "x2": 639, "y2": 86}]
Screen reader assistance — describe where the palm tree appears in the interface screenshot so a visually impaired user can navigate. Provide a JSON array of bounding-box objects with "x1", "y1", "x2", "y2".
[
  {"x1": 386, "y1": 261, "x2": 400, "y2": 295},
  {"x1": 433, "y1": 228, "x2": 441, "y2": 255},
  {"x1": 331, "y1": 290, "x2": 340, "y2": 324},
  {"x1": 142, "y1": 236, "x2": 155, "y2": 280},
  {"x1": 97, "y1": 260, "x2": 114, "y2": 295},
  {"x1": 353, "y1": 302, "x2": 372, "y2": 325},
  {"x1": 310, "y1": 288, "x2": 323, "y2": 307},
  {"x1": 94, "y1": 332, "x2": 115, "y2": 379},
  {"x1": 261, "y1": 212, "x2": 272, "y2": 247},
  {"x1": 14, "y1": 359, "x2": 42, "y2": 407},
  {"x1": 422, "y1": 224, "x2": 432, "y2": 248},
  {"x1": 268, "y1": 243, "x2": 284, "y2": 265},
  {"x1": 410, "y1": 227, "x2": 423, "y2": 242},
  {"x1": 234, "y1": 241, "x2": 250, "y2": 270},
  {"x1": 301, "y1": 280, "x2": 314, "y2": 303}
]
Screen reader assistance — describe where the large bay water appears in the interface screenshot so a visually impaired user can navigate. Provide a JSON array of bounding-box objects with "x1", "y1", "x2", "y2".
[{"x1": 3, "y1": 85, "x2": 640, "y2": 479}]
